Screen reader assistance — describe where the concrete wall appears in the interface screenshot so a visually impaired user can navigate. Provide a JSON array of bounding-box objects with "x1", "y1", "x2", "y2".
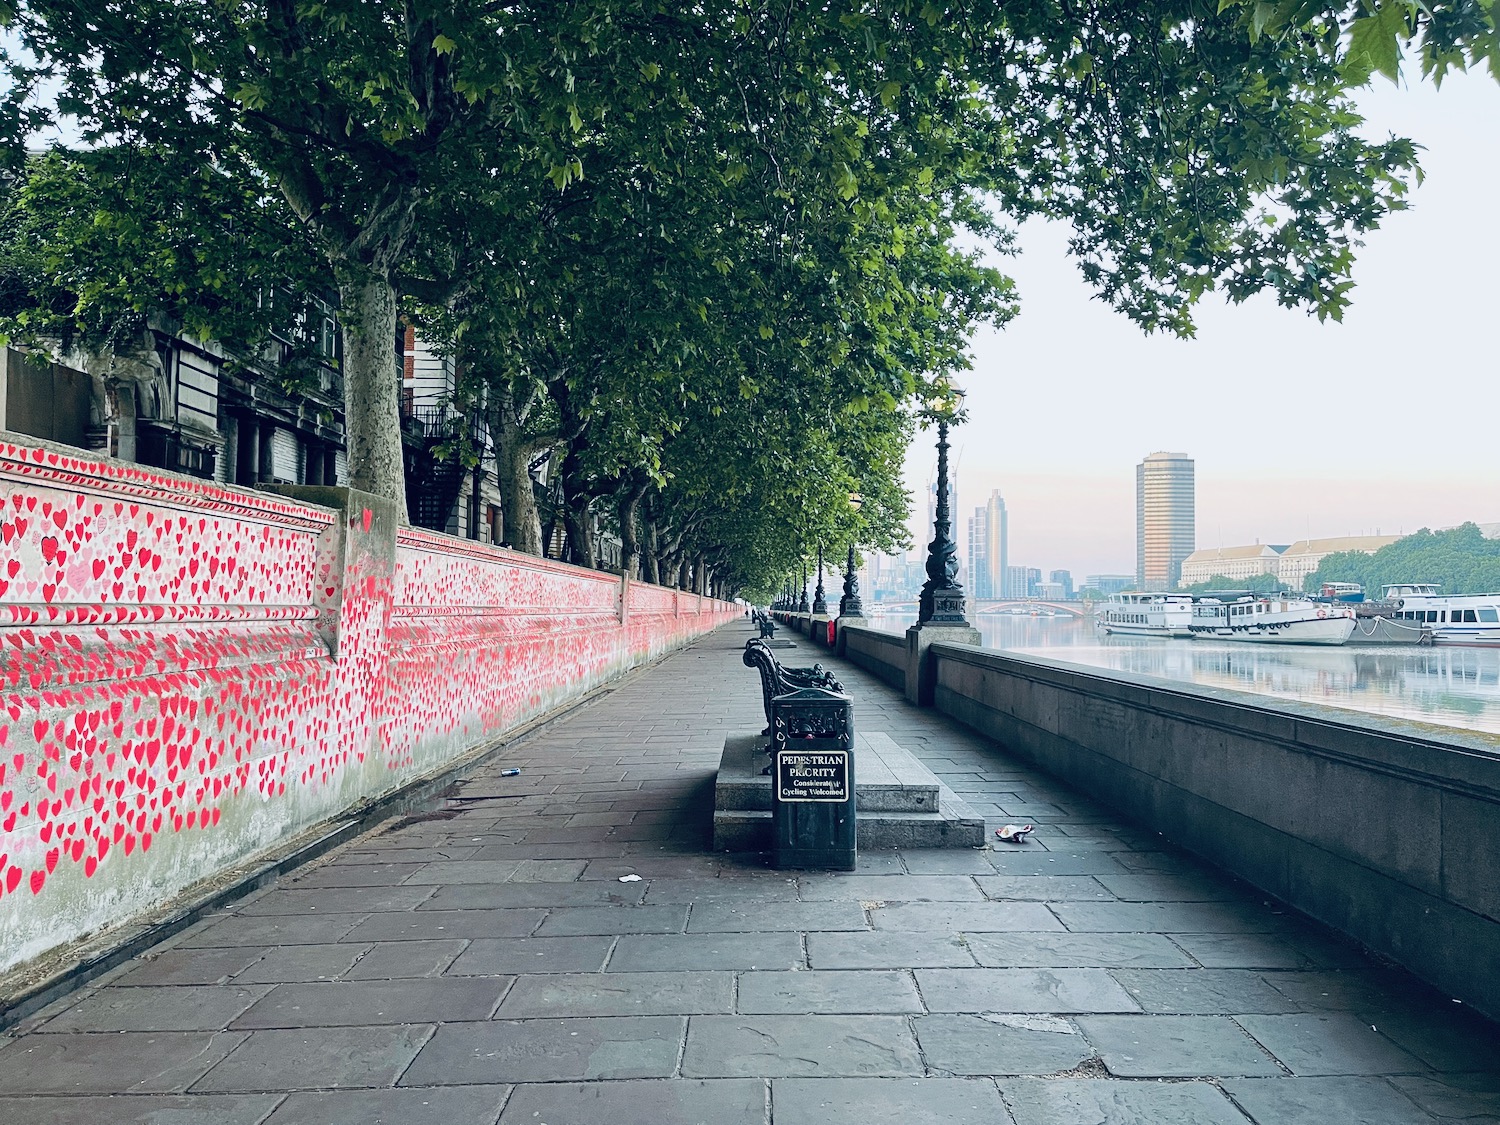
[
  {"x1": 0, "y1": 434, "x2": 737, "y2": 974},
  {"x1": 840, "y1": 625, "x2": 907, "y2": 691},
  {"x1": 928, "y1": 642, "x2": 1500, "y2": 1019}
]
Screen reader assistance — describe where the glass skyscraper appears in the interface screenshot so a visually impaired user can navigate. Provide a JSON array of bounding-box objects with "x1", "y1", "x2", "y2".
[
  {"x1": 968, "y1": 507, "x2": 991, "y2": 598},
  {"x1": 1136, "y1": 452, "x2": 1195, "y2": 590},
  {"x1": 986, "y1": 490, "x2": 1008, "y2": 597}
]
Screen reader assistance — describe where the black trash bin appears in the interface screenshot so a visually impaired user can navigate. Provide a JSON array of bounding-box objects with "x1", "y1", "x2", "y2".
[{"x1": 769, "y1": 686, "x2": 856, "y2": 870}]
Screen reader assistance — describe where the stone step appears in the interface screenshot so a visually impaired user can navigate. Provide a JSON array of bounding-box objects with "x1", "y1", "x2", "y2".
[
  {"x1": 711, "y1": 732, "x2": 986, "y2": 851},
  {"x1": 714, "y1": 733, "x2": 941, "y2": 813}
]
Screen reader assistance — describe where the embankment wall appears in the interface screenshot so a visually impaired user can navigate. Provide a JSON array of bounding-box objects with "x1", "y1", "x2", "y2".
[{"x1": 839, "y1": 625, "x2": 1500, "y2": 1018}]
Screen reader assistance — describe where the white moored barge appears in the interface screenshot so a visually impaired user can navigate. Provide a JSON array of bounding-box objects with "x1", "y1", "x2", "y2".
[
  {"x1": 1096, "y1": 593, "x2": 1195, "y2": 638},
  {"x1": 1189, "y1": 595, "x2": 1356, "y2": 645},
  {"x1": 1383, "y1": 584, "x2": 1500, "y2": 646}
]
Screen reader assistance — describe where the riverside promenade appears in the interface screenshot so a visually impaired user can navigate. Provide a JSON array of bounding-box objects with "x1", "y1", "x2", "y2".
[{"x1": 0, "y1": 624, "x2": 1497, "y2": 1124}]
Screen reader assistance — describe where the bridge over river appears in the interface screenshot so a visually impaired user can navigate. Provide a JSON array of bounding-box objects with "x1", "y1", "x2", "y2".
[{"x1": 874, "y1": 597, "x2": 1094, "y2": 618}]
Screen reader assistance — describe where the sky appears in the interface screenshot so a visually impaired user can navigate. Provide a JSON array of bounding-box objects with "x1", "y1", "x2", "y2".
[{"x1": 909, "y1": 70, "x2": 1500, "y2": 582}]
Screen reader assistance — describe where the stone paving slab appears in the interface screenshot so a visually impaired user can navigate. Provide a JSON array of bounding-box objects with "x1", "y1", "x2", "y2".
[
  {"x1": 772, "y1": 1076, "x2": 1008, "y2": 1124},
  {"x1": 1076, "y1": 1014, "x2": 1283, "y2": 1077},
  {"x1": 737, "y1": 969, "x2": 923, "y2": 1014},
  {"x1": 1, "y1": 624, "x2": 1496, "y2": 1122},
  {"x1": 191, "y1": 1025, "x2": 433, "y2": 1091},
  {"x1": 499, "y1": 1078, "x2": 765, "y2": 1125},
  {"x1": 1222, "y1": 1076, "x2": 1439, "y2": 1125},
  {"x1": 963, "y1": 931, "x2": 1194, "y2": 969},
  {"x1": 495, "y1": 971, "x2": 731, "y2": 1017},
  {"x1": 681, "y1": 1014, "x2": 923, "y2": 1077},
  {"x1": 265, "y1": 1084, "x2": 510, "y2": 1125},
  {"x1": 1000, "y1": 1077, "x2": 1252, "y2": 1125},
  {"x1": 231, "y1": 978, "x2": 509, "y2": 1028},
  {"x1": 402, "y1": 1017, "x2": 683, "y2": 1084},
  {"x1": 448, "y1": 935, "x2": 613, "y2": 975},
  {"x1": 914, "y1": 1013, "x2": 1093, "y2": 1076},
  {"x1": 0, "y1": 1093, "x2": 283, "y2": 1124},
  {"x1": 0, "y1": 1031, "x2": 250, "y2": 1094},
  {"x1": 805, "y1": 931, "x2": 977, "y2": 969},
  {"x1": 915, "y1": 968, "x2": 1141, "y2": 1014},
  {"x1": 342, "y1": 939, "x2": 469, "y2": 979},
  {"x1": 38, "y1": 984, "x2": 272, "y2": 1033}
]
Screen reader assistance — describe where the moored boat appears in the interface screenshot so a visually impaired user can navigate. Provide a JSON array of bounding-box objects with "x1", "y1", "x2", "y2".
[
  {"x1": 1189, "y1": 595, "x2": 1356, "y2": 645},
  {"x1": 1318, "y1": 581, "x2": 1366, "y2": 603},
  {"x1": 1383, "y1": 584, "x2": 1500, "y2": 646},
  {"x1": 1096, "y1": 592, "x2": 1194, "y2": 638}
]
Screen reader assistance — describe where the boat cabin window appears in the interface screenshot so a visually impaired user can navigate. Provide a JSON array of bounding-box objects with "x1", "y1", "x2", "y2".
[
  {"x1": 1429, "y1": 611, "x2": 1440, "y2": 623},
  {"x1": 1463, "y1": 610, "x2": 1479, "y2": 623},
  {"x1": 1480, "y1": 609, "x2": 1499, "y2": 623}
]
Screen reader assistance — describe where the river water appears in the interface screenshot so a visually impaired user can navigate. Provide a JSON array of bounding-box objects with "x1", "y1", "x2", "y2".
[{"x1": 866, "y1": 610, "x2": 1500, "y2": 738}]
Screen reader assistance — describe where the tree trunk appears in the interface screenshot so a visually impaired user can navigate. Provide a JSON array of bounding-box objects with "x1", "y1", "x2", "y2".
[
  {"x1": 645, "y1": 524, "x2": 660, "y2": 583},
  {"x1": 641, "y1": 506, "x2": 661, "y2": 584},
  {"x1": 559, "y1": 446, "x2": 597, "y2": 569},
  {"x1": 619, "y1": 502, "x2": 639, "y2": 579},
  {"x1": 618, "y1": 476, "x2": 648, "y2": 581},
  {"x1": 338, "y1": 270, "x2": 408, "y2": 517},
  {"x1": 562, "y1": 507, "x2": 596, "y2": 569},
  {"x1": 493, "y1": 425, "x2": 542, "y2": 555}
]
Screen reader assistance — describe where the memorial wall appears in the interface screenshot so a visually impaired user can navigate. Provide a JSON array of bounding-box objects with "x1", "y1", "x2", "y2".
[{"x1": 0, "y1": 435, "x2": 736, "y2": 977}]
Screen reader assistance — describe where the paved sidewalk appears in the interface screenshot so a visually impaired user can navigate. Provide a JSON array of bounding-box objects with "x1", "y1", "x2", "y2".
[{"x1": 2, "y1": 623, "x2": 1499, "y2": 1124}]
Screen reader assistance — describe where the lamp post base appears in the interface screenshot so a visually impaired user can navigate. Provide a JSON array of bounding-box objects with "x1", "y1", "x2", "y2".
[{"x1": 918, "y1": 586, "x2": 972, "y2": 628}]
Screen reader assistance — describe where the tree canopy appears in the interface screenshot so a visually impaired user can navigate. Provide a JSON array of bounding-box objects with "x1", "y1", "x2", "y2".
[
  {"x1": 1309, "y1": 524, "x2": 1500, "y2": 596},
  {"x1": 2, "y1": 0, "x2": 1495, "y2": 599}
]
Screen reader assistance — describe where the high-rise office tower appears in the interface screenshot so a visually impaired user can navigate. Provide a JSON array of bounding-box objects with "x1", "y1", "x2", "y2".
[
  {"x1": 1049, "y1": 569, "x2": 1074, "y2": 599},
  {"x1": 1136, "y1": 452, "x2": 1195, "y2": 589},
  {"x1": 968, "y1": 507, "x2": 991, "y2": 598},
  {"x1": 985, "y1": 490, "x2": 1008, "y2": 597}
]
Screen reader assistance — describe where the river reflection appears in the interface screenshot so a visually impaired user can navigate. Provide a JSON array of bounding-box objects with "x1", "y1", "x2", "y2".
[{"x1": 866, "y1": 609, "x2": 1500, "y2": 737}]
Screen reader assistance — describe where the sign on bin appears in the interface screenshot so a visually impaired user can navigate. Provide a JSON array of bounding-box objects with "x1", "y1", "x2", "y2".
[{"x1": 776, "y1": 750, "x2": 850, "y2": 802}]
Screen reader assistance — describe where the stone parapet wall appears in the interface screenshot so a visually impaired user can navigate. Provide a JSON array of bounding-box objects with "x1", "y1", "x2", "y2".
[
  {"x1": 840, "y1": 625, "x2": 907, "y2": 691},
  {"x1": 0, "y1": 436, "x2": 737, "y2": 975},
  {"x1": 927, "y1": 642, "x2": 1500, "y2": 1019}
]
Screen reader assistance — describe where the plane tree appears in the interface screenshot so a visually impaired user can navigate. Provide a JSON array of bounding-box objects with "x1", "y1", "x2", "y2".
[
  {"x1": 2, "y1": 0, "x2": 1495, "y2": 542},
  {"x1": 0, "y1": 145, "x2": 328, "y2": 380}
]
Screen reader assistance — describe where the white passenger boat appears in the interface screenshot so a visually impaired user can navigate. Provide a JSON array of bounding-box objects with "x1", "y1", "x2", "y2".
[
  {"x1": 1096, "y1": 593, "x2": 1194, "y2": 638},
  {"x1": 1383, "y1": 584, "x2": 1500, "y2": 646},
  {"x1": 1189, "y1": 595, "x2": 1356, "y2": 645}
]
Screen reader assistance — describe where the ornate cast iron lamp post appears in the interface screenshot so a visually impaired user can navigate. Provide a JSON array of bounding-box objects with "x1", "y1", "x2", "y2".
[
  {"x1": 839, "y1": 493, "x2": 864, "y2": 618},
  {"x1": 812, "y1": 545, "x2": 828, "y2": 615},
  {"x1": 918, "y1": 380, "x2": 971, "y2": 628},
  {"x1": 797, "y1": 562, "x2": 810, "y2": 613}
]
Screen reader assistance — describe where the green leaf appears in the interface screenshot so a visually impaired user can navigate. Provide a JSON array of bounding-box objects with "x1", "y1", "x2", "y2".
[{"x1": 1346, "y1": 4, "x2": 1409, "y2": 84}]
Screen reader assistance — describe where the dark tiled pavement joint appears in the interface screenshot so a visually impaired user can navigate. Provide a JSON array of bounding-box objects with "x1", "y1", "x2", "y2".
[{"x1": 2, "y1": 626, "x2": 1497, "y2": 1123}]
